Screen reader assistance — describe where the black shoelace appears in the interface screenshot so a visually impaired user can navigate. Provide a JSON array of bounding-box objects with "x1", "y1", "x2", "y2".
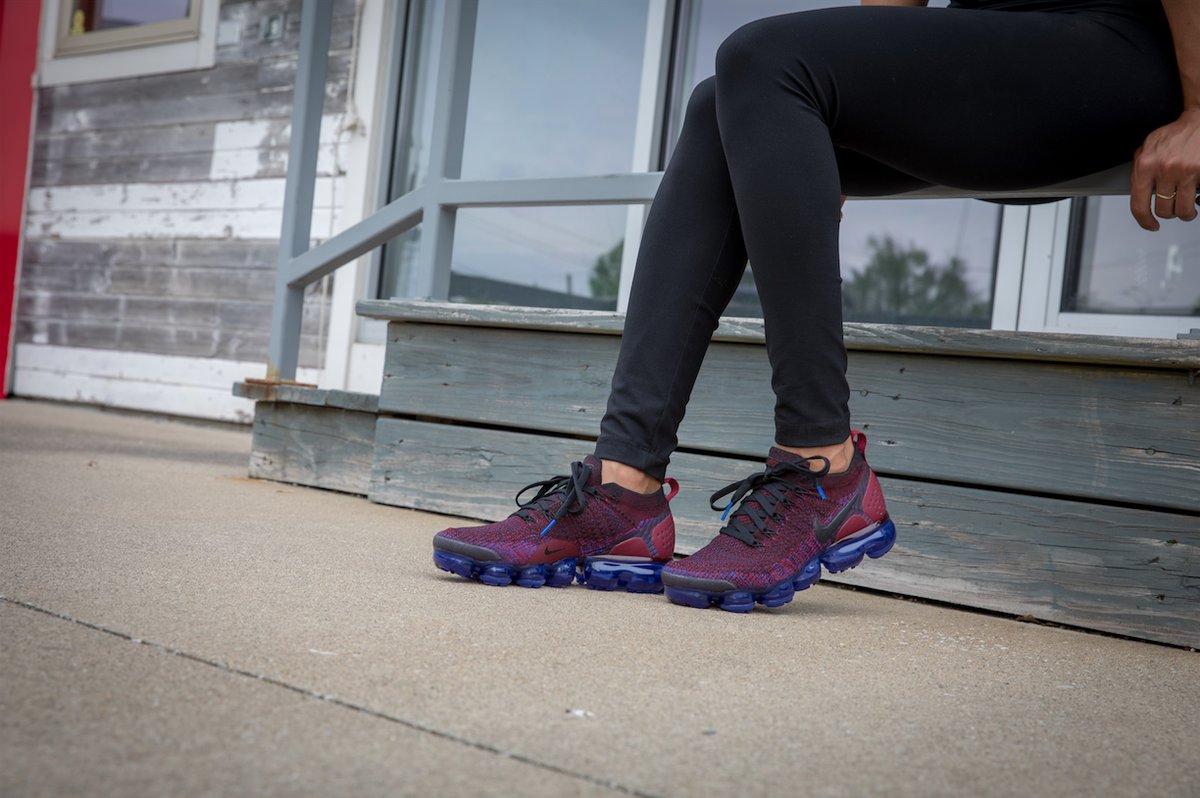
[
  {"x1": 513, "y1": 460, "x2": 598, "y2": 537},
  {"x1": 710, "y1": 457, "x2": 830, "y2": 546}
]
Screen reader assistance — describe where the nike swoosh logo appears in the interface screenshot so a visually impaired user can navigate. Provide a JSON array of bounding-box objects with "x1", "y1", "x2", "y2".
[
  {"x1": 543, "y1": 546, "x2": 569, "y2": 557},
  {"x1": 812, "y1": 472, "x2": 869, "y2": 544}
]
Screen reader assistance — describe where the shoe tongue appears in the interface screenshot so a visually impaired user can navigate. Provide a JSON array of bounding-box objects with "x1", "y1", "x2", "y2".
[
  {"x1": 765, "y1": 447, "x2": 831, "y2": 486},
  {"x1": 766, "y1": 446, "x2": 809, "y2": 469},
  {"x1": 581, "y1": 454, "x2": 604, "y2": 486}
]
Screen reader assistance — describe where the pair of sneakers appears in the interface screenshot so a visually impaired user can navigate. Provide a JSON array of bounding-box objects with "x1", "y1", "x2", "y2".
[{"x1": 431, "y1": 431, "x2": 896, "y2": 613}]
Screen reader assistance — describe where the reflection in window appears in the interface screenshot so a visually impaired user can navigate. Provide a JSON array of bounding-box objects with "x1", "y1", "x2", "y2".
[
  {"x1": 57, "y1": 0, "x2": 200, "y2": 56},
  {"x1": 673, "y1": 0, "x2": 993, "y2": 326},
  {"x1": 450, "y1": 206, "x2": 629, "y2": 311},
  {"x1": 377, "y1": 0, "x2": 996, "y2": 323},
  {"x1": 839, "y1": 199, "x2": 998, "y2": 326},
  {"x1": 379, "y1": 226, "x2": 424, "y2": 300},
  {"x1": 461, "y1": 0, "x2": 649, "y2": 180},
  {"x1": 1066, "y1": 197, "x2": 1200, "y2": 316},
  {"x1": 388, "y1": 0, "x2": 441, "y2": 197},
  {"x1": 379, "y1": 0, "x2": 650, "y2": 307},
  {"x1": 68, "y1": 0, "x2": 191, "y2": 33},
  {"x1": 379, "y1": 0, "x2": 442, "y2": 300}
]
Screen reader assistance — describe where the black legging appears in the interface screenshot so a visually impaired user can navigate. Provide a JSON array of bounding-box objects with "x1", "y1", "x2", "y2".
[{"x1": 594, "y1": 1, "x2": 1180, "y2": 481}]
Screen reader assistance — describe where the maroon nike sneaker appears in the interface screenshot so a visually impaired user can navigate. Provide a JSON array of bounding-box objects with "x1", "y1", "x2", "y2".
[
  {"x1": 662, "y1": 431, "x2": 895, "y2": 612},
  {"x1": 432, "y1": 455, "x2": 679, "y2": 591}
]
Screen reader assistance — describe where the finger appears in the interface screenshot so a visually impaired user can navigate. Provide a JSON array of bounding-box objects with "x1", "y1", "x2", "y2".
[
  {"x1": 1130, "y1": 161, "x2": 1159, "y2": 231},
  {"x1": 1154, "y1": 187, "x2": 1179, "y2": 220},
  {"x1": 1174, "y1": 181, "x2": 1198, "y2": 222}
]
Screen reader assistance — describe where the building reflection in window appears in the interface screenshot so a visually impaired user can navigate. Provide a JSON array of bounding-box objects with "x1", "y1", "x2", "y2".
[
  {"x1": 1068, "y1": 197, "x2": 1200, "y2": 317},
  {"x1": 673, "y1": 0, "x2": 997, "y2": 326},
  {"x1": 381, "y1": 0, "x2": 1002, "y2": 327}
]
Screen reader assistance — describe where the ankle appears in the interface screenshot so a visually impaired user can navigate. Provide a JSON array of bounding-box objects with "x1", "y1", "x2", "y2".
[
  {"x1": 775, "y1": 436, "x2": 854, "y2": 474},
  {"x1": 600, "y1": 459, "x2": 662, "y2": 494}
]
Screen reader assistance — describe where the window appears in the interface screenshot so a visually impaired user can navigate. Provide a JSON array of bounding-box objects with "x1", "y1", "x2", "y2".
[
  {"x1": 56, "y1": 0, "x2": 200, "y2": 56},
  {"x1": 38, "y1": 0, "x2": 218, "y2": 86},
  {"x1": 450, "y1": 205, "x2": 633, "y2": 311},
  {"x1": 377, "y1": 0, "x2": 999, "y2": 327},
  {"x1": 378, "y1": 0, "x2": 655, "y2": 308},
  {"x1": 1010, "y1": 198, "x2": 1200, "y2": 338},
  {"x1": 669, "y1": 0, "x2": 998, "y2": 327},
  {"x1": 374, "y1": 0, "x2": 1197, "y2": 339},
  {"x1": 1067, "y1": 197, "x2": 1200, "y2": 318}
]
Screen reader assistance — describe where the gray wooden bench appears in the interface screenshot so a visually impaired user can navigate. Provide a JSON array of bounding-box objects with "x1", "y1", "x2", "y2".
[{"x1": 237, "y1": 298, "x2": 1200, "y2": 648}]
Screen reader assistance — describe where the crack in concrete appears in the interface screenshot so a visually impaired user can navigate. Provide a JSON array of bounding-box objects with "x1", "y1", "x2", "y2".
[{"x1": 2, "y1": 595, "x2": 662, "y2": 798}]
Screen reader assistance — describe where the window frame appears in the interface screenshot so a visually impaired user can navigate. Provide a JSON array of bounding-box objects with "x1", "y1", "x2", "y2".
[
  {"x1": 367, "y1": 0, "x2": 675, "y2": 316},
  {"x1": 55, "y1": 1, "x2": 202, "y2": 57},
  {"x1": 38, "y1": 0, "x2": 219, "y2": 86}
]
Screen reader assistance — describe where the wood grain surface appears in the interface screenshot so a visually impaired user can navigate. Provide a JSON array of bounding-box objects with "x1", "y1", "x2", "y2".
[
  {"x1": 370, "y1": 417, "x2": 1200, "y2": 648},
  {"x1": 380, "y1": 323, "x2": 1200, "y2": 512}
]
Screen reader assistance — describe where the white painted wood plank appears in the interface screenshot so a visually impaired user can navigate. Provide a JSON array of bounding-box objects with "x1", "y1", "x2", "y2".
[
  {"x1": 208, "y1": 114, "x2": 347, "y2": 182},
  {"x1": 12, "y1": 343, "x2": 321, "y2": 423},
  {"x1": 15, "y1": 367, "x2": 259, "y2": 423},
  {"x1": 27, "y1": 178, "x2": 342, "y2": 213},
  {"x1": 25, "y1": 175, "x2": 346, "y2": 239},
  {"x1": 26, "y1": 208, "x2": 341, "y2": 241}
]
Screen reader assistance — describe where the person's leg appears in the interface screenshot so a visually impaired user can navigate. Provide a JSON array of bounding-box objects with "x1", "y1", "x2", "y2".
[
  {"x1": 435, "y1": 3, "x2": 1181, "y2": 600},
  {"x1": 600, "y1": 4, "x2": 1178, "y2": 483},
  {"x1": 711, "y1": 4, "x2": 1178, "y2": 455},
  {"x1": 596, "y1": 77, "x2": 748, "y2": 484},
  {"x1": 661, "y1": 3, "x2": 1180, "y2": 611},
  {"x1": 597, "y1": 87, "x2": 934, "y2": 485}
]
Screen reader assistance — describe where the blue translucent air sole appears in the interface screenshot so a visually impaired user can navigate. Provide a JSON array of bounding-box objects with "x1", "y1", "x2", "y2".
[
  {"x1": 664, "y1": 519, "x2": 897, "y2": 613},
  {"x1": 579, "y1": 559, "x2": 666, "y2": 594},
  {"x1": 432, "y1": 549, "x2": 666, "y2": 592}
]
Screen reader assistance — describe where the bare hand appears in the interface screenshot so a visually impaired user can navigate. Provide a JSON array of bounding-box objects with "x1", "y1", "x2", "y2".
[{"x1": 1131, "y1": 108, "x2": 1200, "y2": 231}]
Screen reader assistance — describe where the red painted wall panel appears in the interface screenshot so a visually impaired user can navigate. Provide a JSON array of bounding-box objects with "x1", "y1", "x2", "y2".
[{"x1": 0, "y1": 0, "x2": 40, "y2": 396}]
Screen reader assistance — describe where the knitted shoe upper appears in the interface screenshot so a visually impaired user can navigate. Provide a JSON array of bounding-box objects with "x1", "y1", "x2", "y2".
[
  {"x1": 664, "y1": 436, "x2": 888, "y2": 592},
  {"x1": 435, "y1": 455, "x2": 676, "y2": 565}
]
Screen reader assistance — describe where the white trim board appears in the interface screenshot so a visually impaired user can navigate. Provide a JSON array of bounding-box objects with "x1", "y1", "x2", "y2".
[
  {"x1": 344, "y1": 342, "x2": 384, "y2": 395},
  {"x1": 323, "y1": 0, "x2": 392, "y2": 392},
  {"x1": 13, "y1": 343, "x2": 320, "y2": 424}
]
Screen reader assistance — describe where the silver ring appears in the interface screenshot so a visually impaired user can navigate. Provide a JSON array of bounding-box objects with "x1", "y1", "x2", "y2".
[{"x1": 1156, "y1": 191, "x2": 1178, "y2": 201}]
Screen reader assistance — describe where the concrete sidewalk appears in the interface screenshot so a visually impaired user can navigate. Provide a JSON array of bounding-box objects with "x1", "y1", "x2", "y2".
[{"x1": 1, "y1": 399, "x2": 1197, "y2": 798}]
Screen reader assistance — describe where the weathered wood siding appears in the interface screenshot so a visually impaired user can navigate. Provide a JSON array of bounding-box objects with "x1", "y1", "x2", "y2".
[
  {"x1": 250, "y1": 402, "x2": 377, "y2": 494},
  {"x1": 380, "y1": 323, "x2": 1200, "y2": 513},
  {"x1": 17, "y1": 0, "x2": 360, "y2": 369},
  {"x1": 358, "y1": 299, "x2": 1200, "y2": 369},
  {"x1": 236, "y1": 382, "x2": 379, "y2": 489}
]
